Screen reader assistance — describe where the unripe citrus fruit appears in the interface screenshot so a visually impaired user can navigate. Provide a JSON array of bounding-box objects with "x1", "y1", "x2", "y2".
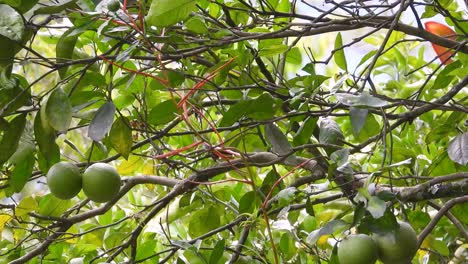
[
  {"x1": 338, "y1": 234, "x2": 378, "y2": 264},
  {"x1": 82, "y1": 163, "x2": 121, "y2": 203},
  {"x1": 372, "y1": 221, "x2": 418, "y2": 263},
  {"x1": 107, "y1": 0, "x2": 120, "y2": 12},
  {"x1": 46, "y1": 161, "x2": 82, "y2": 200}
]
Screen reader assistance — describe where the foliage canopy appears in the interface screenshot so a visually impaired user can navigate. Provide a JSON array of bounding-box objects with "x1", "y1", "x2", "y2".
[{"x1": 0, "y1": 0, "x2": 467, "y2": 263}]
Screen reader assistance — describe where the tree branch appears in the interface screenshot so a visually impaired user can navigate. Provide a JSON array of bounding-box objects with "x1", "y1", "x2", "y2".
[{"x1": 417, "y1": 196, "x2": 468, "y2": 248}]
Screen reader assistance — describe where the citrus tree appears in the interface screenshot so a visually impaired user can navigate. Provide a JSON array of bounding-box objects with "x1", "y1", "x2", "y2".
[{"x1": 0, "y1": 0, "x2": 467, "y2": 263}]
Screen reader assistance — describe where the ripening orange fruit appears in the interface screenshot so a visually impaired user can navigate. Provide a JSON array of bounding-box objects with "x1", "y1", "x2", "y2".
[{"x1": 424, "y1": 22, "x2": 457, "y2": 65}]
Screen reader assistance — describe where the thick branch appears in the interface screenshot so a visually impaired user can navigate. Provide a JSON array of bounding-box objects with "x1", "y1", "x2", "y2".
[
  {"x1": 375, "y1": 173, "x2": 468, "y2": 202},
  {"x1": 417, "y1": 196, "x2": 468, "y2": 248}
]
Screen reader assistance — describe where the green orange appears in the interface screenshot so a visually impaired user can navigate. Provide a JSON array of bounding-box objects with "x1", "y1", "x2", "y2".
[
  {"x1": 107, "y1": 0, "x2": 120, "y2": 12},
  {"x1": 82, "y1": 163, "x2": 121, "y2": 203},
  {"x1": 372, "y1": 221, "x2": 418, "y2": 263},
  {"x1": 338, "y1": 234, "x2": 378, "y2": 264},
  {"x1": 46, "y1": 161, "x2": 82, "y2": 199}
]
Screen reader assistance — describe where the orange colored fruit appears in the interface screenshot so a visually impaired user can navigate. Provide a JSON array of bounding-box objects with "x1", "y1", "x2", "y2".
[{"x1": 425, "y1": 22, "x2": 457, "y2": 65}]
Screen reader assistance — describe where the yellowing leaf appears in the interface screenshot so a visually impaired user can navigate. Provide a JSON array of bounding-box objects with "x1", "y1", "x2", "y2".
[
  {"x1": 109, "y1": 116, "x2": 132, "y2": 159},
  {"x1": 117, "y1": 155, "x2": 143, "y2": 175},
  {"x1": 316, "y1": 210, "x2": 340, "y2": 224},
  {"x1": 317, "y1": 235, "x2": 329, "y2": 248},
  {"x1": 142, "y1": 161, "x2": 155, "y2": 175},
  {"x1": 0, "y1": 214, "x2": 12, "y2": 237},
  {"x1": 16, "y1": 196, "x2": 38, "y2": 217},
  {"x1": 65, "y1": 225, "x2": 79, "y2": 243}
]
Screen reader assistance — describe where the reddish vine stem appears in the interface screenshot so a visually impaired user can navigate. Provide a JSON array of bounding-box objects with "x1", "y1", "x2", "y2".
[{"x1": 259, "y1": 158, "x2": 314, "y2": 264}]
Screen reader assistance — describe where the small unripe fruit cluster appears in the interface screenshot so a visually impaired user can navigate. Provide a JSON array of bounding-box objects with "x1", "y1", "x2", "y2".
[
  {"x1": 46, "y1": 162, "x2": 121, "y2": 203},
  {"x1": 337, "y1": 222, "x2": 418, "y2": 264}
]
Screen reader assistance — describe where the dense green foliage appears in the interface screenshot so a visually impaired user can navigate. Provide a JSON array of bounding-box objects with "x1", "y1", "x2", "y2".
[{"x1": 0, "y1": 0, "x2": 467, "y2": 263}]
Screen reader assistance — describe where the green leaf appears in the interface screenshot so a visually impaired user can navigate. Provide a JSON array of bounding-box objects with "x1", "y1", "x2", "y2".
[
  {"x1": 34, "y1": 0, "x2": 77, "y2": 15},
  {"x1": 56, "y1": 28, "x2": 78, "y2": 79},
  {"x1": 0, "y1": 4, "x2": 24, "y2": 42},
  {"x1": 109, "y1": 116, "x2": 132, "y2": 159},
  {"x1": 302, "y1": 63, "x2": 315, "y2": 74},
  {"x1": 219, "y1": 93, "x2": 278, "y2": 127},
  {"x1": 358, "y1": 209, "x2": 398, "y2": 234},
  {"x1": 286, "y1": 47, "x2": 302, "y2": 65},
  {"x1": 447, "y1": 132, "x2": 468, "y2": 165},
  {"x1": 319, "y1": 118, "x2": 344, "y2": 153},
  {"x1": 146, "y1": 0, "x2": 196, "y2": 27},
  {"x1": 247, "y1": 93, "x2": 279, "y2": 120},
  {"x1": 15, "y1": 196, "x2": 38, "y2": 217},
  {"x1": 293, "y1": 116, "x2": 318, "y2": 146},
  {"x1": 88, "y1": 101, "x2": 116, "y2": 141},
  {"x1": 407, "y1": 211, "x2": 430, "y2": 230},
  {"x1": 8, "y1": 136, "x2": 35, "y2": 192},
  {"x1": 265, "y1": 123, "x2": 293, "y2": 156},
  {"x1": 38, "y1": 194, "x2": 72, "y2": 217},
  {"x1": 136, "y1": 240, "x2": 157, "y2": 261},
  {"x1": 185, "y1": 16, "x2": 208, "y2": 34},
  {"x1": 334, "y1": 33, "x2": 347, "y2": 71},
  {"x1": 349, "y1": 107, "x2": 368, "y2": 135},
  {"x1": 450, "y1": 203, "x2": 467, "y2": 225},
  {"x1": 209, "y1": 239, "x2": 225, "y2": 264},
  {"x1": 353, "y1": 113, "x2": 380, "y2": 141},
  {"x1": 0, "y1": 35, "x2": 16, "y2": 69},
  {"x1": 188, "y1": 206, "x2": 221, "y2": 237},
  {"x1": 276, "y1": 187, "x2": 297, "y2": 206},
  {"x1": 430, "y1": 239, "x2": 449, "y2": 256},
  {"x1": 147, "y1": 100, "x2": 179, "y2": 126},
  {"x1": 305, "y1": 198, "x2": 315, "y2": 216},
  {"x1": 306, "y1": 219, "x2": 348, "y2": 244},
  {"x1": 0, "y1": 114, "x2": 26, "y2": 164},
  {"x1": 330, "y1": 148, "x2": 349, "y2": 167},
  {"x1": 45, "y1": 88, "x2": 72, "y2": 132},
  {"x1": 34, "y1": 110, "x2": 60, "y2": 172},
  {"x1": 366, "y1": 196, "x2": 386, "y2": 219},
  {"x1": 239, "y1": 191, "x2": 259, "y2": 214},
  {"x1": 260, "y1": 170, "x2": 284, "y2": 197},
  {"x1": 219, "y1": 101, "x2": 250, "y2": 127},
  {"x1": 0, "y1": 75, "x2": 31, "y2": 115},
  {"x1": 357, "y1": 50, "x2": 378, "y2": 67},
  {"x1": 258, "y1": 44, "x2": 288, "y2": 57},
  {"x1": 1, "y1": 0, "x2": 39, "y2": 13},
  {"x1": 279, "y1": 233, "x2": 296, "y2": 260},
  {"x1": 336, "y1": 91, "x2": 388, "y2": 108}
]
